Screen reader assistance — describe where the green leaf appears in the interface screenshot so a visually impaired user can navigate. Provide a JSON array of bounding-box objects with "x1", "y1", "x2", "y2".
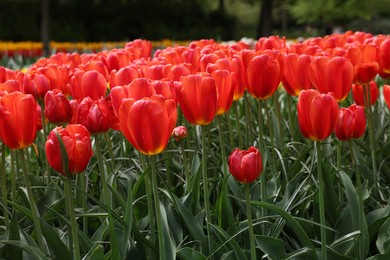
[
  {"x1": 367, "y1": 205, "x2": 390, "y2": 242},
  {"x1": 250, "y1": 201, "x2": 316, "y2": 258},
  {"x1": 7, "y1": 214, "x2": 22, "y2": 260},
  {"x1": 255, "y1": 235, "x2": 287, "y2": 260},
  {"x1": 159, "y1": 201, "x2": 178, "y2": 260},
  {"x1": 0, "y1": 240, "x2": 47, "y2": 259},
  {"x1": 84, "y1": 244, "x2": 105, "y2": 260},
  {"x1": 176, "y1": 247, "x2": 206, "y2": 260},
  {"x1": 377, "y1": 217, "x2": 390, "y2": 254}
]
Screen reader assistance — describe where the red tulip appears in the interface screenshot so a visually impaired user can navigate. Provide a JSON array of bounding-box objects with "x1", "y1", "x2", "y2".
[
  {"x1": 44, "y1": 89, "x2": 73, "y2": 124},
  {"x1": 228, "y1": 146, "x2": 263, "y2": 183},
  {"x1": 45, "y1": 124, "x2": 93, "y2": 175},
  {"x1": 118, "y1": 95, "x2": 177, "y2": 155},
  {"x1": 309, "y1": 56, "x2": 353, "y2": 102},
  {"x1": 351, "y1": 81, "x2": 379, "y2": 106},
  {"x1": 0, "y1": 92, "x2": 38, "y2": 149},
  {"x1": 109, "y1": 66, "x2": 140, "y2": 88},
  {"x1": 379, "y1": 39, "x2": 390, "y2": 79},
  {"x1": 74, "y1": 96, "x2": 111, "y2": 134},
  {"x1": 69, "y1": 70, "x2": 107, "y2": 100},
  {"x1": 335, "y1": 104, "x2": 366, "y2": 141},
  {"x1": 210, "y1": 69, "x2": 234, "y2": 115},
  {"x1": 110, "y1": 77, "x2": 156, "y2": 116},
  {"x1": 246, "y1": 52, "x2": 282, "y2": 100},
  {"x1": 175, "y1": 73, "x2": 217, "y2": 125},
  {"x1": 22, "y1": 73, "x2": 51, "y2": 99},
  {"x1": 347, "y1": 44, "x2": 380, "y2": 85},
  {"x1": 383, "y1": 85, "x2": 390, "y2": 110},
  {"x1": 297, "y1": 89, "x2": 339, "y2": 141},
  {"x1": 282, "y1": 53, "x2": 312, "y2": 96}
]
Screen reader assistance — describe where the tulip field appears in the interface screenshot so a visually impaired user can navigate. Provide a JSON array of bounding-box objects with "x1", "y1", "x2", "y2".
[{"x1": 1, "y1": 31, "x2": 390, "y2": 260}]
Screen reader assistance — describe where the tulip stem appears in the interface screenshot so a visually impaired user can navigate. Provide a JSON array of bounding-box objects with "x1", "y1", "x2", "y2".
[
  {"x1": 95, "y1": 136, "x2": 110, "y2": 206},
  {"x1": 349, "y1": 140, "x2": 365, "y2": 259},
  {"x1": 264, "y1": 100, "x2": 277, "y2": 175},
  {"x1": 40, "y1": 101, "x2": 51, "y2": 184},
  {"x1": 64, "y1": 176, "x2": 81, "y2": 260},
  {"x1": 150, "y1": 155, "x2": 166, "y2": 260},
  {"x1": 225, "y1": 113, "x2": 234, "y2": 147},
  {"x1": 1, "y1": 144, "x2": 9, "y2": 229},
  {"x1": 244, "y1": 93, "x2": 254, "y2": 145},
  {"x1": 273, "y1": 90, "x2": 283, "y2": 148},
  {"x1": 315, "y1": 141, "x2": 327, "y2": 260},
  {"x1": 363, "y1": 84, "x2": 378, "y2": 188},
  {"x1": 245, "y1": 184, "x2": 256, "y2": 260},
  {"x1": 286, "y1": 94, "x2": 295, "y2": 141},
  {"x1": 140, "y1": 154, "x2": 156, "y2": 259},
  {"x1": 11, "y1": 150, "x2": 16, "y2": 204},
  {"x1": 233, "y1": 101, "x2": 243, "y2": 148},
  {"x1": 257, "y1": 99, "x2": 267, "y2": 234},
  {"x1": 217, "y1": 116, "x2": 228, "y2": 176},
  {"x1": 19, "y1": 149, "x2": 47, "y2": 253},
  {"x1": 180, "y1": 141, "x2": 191, "y2": 193},
  {"x1": 202, "y1": 125, "x2": 212, "y2": 255}
]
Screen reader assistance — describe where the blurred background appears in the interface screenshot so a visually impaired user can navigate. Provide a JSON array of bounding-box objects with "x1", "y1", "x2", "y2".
[{"x1": 1, "y1": 0, "x2": 390, "y2": 52}]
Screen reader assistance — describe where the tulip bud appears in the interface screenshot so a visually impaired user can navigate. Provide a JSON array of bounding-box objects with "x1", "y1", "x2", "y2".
[{"x1": 171, "y1": 126, "x2": 187, "y2": 141}]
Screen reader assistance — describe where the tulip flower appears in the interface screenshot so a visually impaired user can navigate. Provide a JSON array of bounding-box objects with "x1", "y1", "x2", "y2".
[
  {"x1": 379, "y1": 39, "x2": 390, "y2": 79},
  {"x1": 347, "y1": 44, "x2": 380, "y2": 85},
  {"x1": 309, "y1": 56, "x2": 353, "y2": 102},
  {"x1": 335, "y1": 104, "x2": 366, "y2": 141},
  {"x1": 45, "y1": 124, "x2": 93, "y2": 175},
  {"x1": 246, "y1": 52, "x2": 282, "y2": 100},
  {"x1": 383, "y1": 85, "x2": 390, "y2": 110},
  {"x1": 175, "y1": 73, "x2": 217, "y2": 125},
  {"x1": 74, "y1": 96, "x2": 112, "y2": 134},
  {"x1": 351, "y1": 81, "x2": 379, "y2": 107},
  {"x1": 109, "y1": 65, "x2": 140, "y2": 88},
  {"x1": 171, "y1": 126, "x2": 188, "y2": 142},
  {"x1": 210, "y1": 69, "x2": 234, "y2": 115},
  {"x1": 69, "y1": 70, "x2": 107, "y2": 100},
  {"x1": 110, "y1": 77, "x2": 156, "y2": 116},
  {"x1": 44, "y1": 89, "x2": 73, "y2": 124},
  {"x1": 282, "y1": 53, "x2": 312, "y2": 96},
  {"x1": 0, "y1": 92, "x2": 38, "y2": 149},
  {"x1": 118, "y1": 95, "x2": 177, "y2": 155},
  {"x1": 228, "y1": 146, "x2": 263, "y2": 183},
  {"x1": 297, "y1": 89, "x2": 339, "y2": 141},
  {"x1": 22, "y1": 73, "x2": 51, "y2": 99}
]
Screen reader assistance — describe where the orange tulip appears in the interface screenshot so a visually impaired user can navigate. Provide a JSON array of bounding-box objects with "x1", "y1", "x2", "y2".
[
  {"x1": 228, "y1": 146, "x2": 263, "y2": 183},
  {"x1": 0, "y1": 92, "x2": 38, "y2": 149},
  {"x1": 282, "y1": 53, "x2": 312, "y2": 96},
  {"x1": 351, "y1": 81, "x2": 379, "y2": 106},
  {"x1": 45, "y1": 124, "x2": 93, "y2": 175},
  {"x1": 297, "y1": 89, "x2": 339, "y2": 141},
  {"x1": 335, "y1": 104, "x2": 366, "y2": 141},
  {"x1": 118, "y1": 95, "x2": 177, "y2": 155},
  {"x1": 309, "y1": 56, "x2": 353, "y2": 102},
  {"x1": 175, "y1": 73, "x2": 217, "y2": 125}
]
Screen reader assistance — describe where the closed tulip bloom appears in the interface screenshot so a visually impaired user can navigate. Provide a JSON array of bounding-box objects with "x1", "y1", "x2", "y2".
[
  {"x1": 23, "y1": 73, "x2": 51, "y2": 99},
  {"x1": 109, "y1": 66, "x2": 140, "y2": 88},
  {"x1": 110, "y1": 77, "x2": 156, "y2": 116},
  {"x1": 118, "y1": 95, "x2": 177, "y2": 155},
  {"x1": 247, "y1": 53, "x2": 282, "y2": 100},
  {"x1": 175, "y1": 73, "x2": 217, "y2": 125},
  {"x1": 210, "y1": 69, "x2": 234, "y2": 115},
  {"x1": 351, "y1": 81, "x2": 379, "y2": 106},
  {"x1": 171, "y1": 126, "x2": 188, "y2": 142},
  {"x1": 282, "y1": 53, "x2": 312, "y2": 96},
  {"x1": 297, "y1": 89, "x2": 339, "y2": 141},
  {"x1": 335, "y1": 104, "x2": 366, "y2": 141},
  {"x1": 309, "y1": 56, "x2": 353, "y2": 102},
  {"x1": 379, "y1": 39, "x2": 390, "y2": 79},
  {"x1": 0, "y1": 92, "x2": 38, "y2": 149},
  {"x1": 69, "y1": 70, "x2": 107, "y2": 100},
  {"x1": 74, "y1": 96, "x2": 111, "y2": 134},
  {"x1": 44, "y1": 89, "x2": 73, "y2": 124},
  {"x1": 228, "y1": 146, "x2": 263, "y2": 183},
  {"x1": 383, "y1": 85, "x2": 390, "y2": 109},
  {"x1": 347, "y1": 44, "x2": 380, "y2": 85},
  {"x1": 45, "y1": 124, "x2": 93, "y2": 175}
]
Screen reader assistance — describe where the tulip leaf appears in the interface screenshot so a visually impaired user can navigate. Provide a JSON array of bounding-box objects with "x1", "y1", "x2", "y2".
[
  {"x1": 249, "y1": 201, "x2": 316, "y2": 258},
  {"x1": 0, "y1": 240, "x2": 46, "y2": 259},
  {"x1": 83, "y1": 244, "x2": 105, "y2": 260},
  {"x1": 176, "y1": 247, "x2": 206, "y2": 260},
  {"x1": 255, "y1": 235, "x2": 287, "y2": 260},
  {"x1": 377, "y1": 216, "x2": 390, "y2": 254},
  {"x1": 367, "y1": 205, "x2": 390, "y2": 242}
]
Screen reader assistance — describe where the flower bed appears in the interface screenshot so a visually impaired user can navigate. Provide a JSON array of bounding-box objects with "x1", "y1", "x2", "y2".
[{"x1": 0, "y1": 31, "x2": 389, "y2": 259}]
